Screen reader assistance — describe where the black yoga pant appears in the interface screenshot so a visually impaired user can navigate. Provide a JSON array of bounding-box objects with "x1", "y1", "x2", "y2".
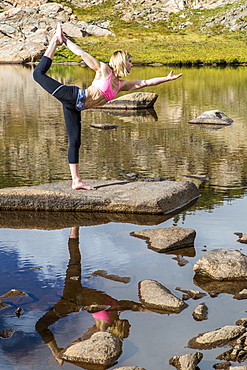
[{"x1": 33, "y1": 56, "x2": 81, "y2": 164}]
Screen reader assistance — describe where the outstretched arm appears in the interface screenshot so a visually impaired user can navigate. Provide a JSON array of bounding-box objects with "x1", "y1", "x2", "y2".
[
  {"x1": 63, "y1": 35, "x2": 101, "y2": 71},
  {"x1": 120, "y1": 70, "x2": 182, "y2": 91}
]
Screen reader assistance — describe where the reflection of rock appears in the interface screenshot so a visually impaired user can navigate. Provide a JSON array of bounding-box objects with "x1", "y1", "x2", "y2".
[
  {"x1": 0, "y1": 328, "x2": 16, "y2": 339},
  {"x1": 90, "y1": 124, "x2": 119, "y2": 130},
  {"x1": 0, "y1": 289, "x2": 27, "y2": 298},
  {"x1": 188, "y1": 325, "x2": 246, "y2": 350},
  {"x1": 193, "y1": 274, "x2": 247, "y2": 298},
  {"x1": 60, "y1": 331, "x2": 122, "y2": 368},
  {"x1": 193, "y1": 249, "x2": 247, "y2": 280},
  {"x1": 169, "y1": 352, "x2": 203, "y2": 369},
  {"x1": 235, "y1": 232, "x2": 247, "y2": 244},
  {"x1": 188, "y1": 110, "x2": 233, "y2": 125},
  {"x1": 97, "y1": 92, "x2": 158, "y2": 110},
  {"x1": 165, "y1": 246, "x2": 196, "y2": 258},
  {"x1": 192, "y1": 302, "x2": 208, "y2": 321},
  {"x1": 130, "y1": 226, "x2": 196, "y2": 253},
  {"x1": 0, "y1": 300, "x2": 10, "y2": 310},
  {"x1": 138, "y1": 279, "x2": 188, "y2": 314},
  {"x1": 98, "y1": 108, "x2": 158, "y2": 123},
  {"x1": 88, "y1": 270, "x2": 131, "y2": 284}
]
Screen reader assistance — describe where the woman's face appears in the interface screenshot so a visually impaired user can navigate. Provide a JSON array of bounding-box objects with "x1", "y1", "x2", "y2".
[{"x1": 125, "y1": 59, "x2": 133, "y2": 73}]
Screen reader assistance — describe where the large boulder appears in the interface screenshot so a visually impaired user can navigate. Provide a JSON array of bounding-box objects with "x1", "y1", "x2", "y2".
[
  {"x1": 193, "y1": 249, "x2": 247, "y2": 281},
  {"x1": 0, "y1": 179, "x2": 200, "y2": 214},
  {"x1": 98, "y1": 92, "x2": 158, "y2": 110}
]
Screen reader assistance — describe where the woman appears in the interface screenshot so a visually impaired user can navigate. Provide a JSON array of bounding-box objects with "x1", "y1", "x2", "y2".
[{"x1": 33, "y1": 24, "x2": 182, "y2": 190}]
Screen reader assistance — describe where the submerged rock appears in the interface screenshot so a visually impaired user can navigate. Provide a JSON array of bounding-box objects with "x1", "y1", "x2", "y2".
[
  {"x1": 193, "y1": 249, "x2": 247, "y2": 280},
  {"x1": 60, "y1": 331, "x2": 122, "y2": 367},
  {"x1": 138, "y1": 279, "x2": 188, "y2": 313},
  {"x1": 130, "y1": 226, "x2": 196, "y2": 253},
  {"x1": 188, "y1": 325, "x2": 246, "y2": 350},
  {"x1": 188, "y1": 110, "x2": 233, "y2": 125},
  {"x1": 169, "y1": 352, "x2": 203, "y2": 369}
]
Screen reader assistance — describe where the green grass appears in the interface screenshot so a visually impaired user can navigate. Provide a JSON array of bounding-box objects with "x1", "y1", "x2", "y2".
[{"x1": 55, "y1": 0, "x2": 247, "y2": 65}]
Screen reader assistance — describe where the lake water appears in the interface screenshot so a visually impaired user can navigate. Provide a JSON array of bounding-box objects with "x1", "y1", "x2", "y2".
[{"x1": 1, "y1": 64, "x2": 247, "y2": 369}]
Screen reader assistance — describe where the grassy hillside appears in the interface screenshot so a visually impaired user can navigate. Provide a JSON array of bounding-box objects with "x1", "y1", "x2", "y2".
[{"x1": 57, "y1": 0, "x2": 247, "y2": 64}]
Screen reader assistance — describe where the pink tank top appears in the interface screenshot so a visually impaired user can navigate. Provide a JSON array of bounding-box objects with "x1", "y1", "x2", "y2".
[
  {"x1": 92, "y1": 310, "x2": 111, "y2": 324},
  {"x1": 92, "y1": 70, "x2": 121, "y2": 101}
]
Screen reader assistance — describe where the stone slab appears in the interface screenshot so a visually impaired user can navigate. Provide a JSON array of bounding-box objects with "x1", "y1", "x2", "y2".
[{"x1": 0, "y1": 179, "x2": 200, "y2": 214}]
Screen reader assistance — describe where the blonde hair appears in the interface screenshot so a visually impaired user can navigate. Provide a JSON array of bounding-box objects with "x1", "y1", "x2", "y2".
[{"x1": 109, "y1": 50, "x2": 132, "y2": 78}]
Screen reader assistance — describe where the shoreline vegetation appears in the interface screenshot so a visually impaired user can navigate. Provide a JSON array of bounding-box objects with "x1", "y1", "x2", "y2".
[{"x1": 51, "y1": 1, "x2": 247, "y2": 66}]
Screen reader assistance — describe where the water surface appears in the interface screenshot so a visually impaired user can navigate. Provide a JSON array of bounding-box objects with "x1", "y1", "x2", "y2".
[{"x1": 0, "y1": 64, "x2": 247, "y2": 369}]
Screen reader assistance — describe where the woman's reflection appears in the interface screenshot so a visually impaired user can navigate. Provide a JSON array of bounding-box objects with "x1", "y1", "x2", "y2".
[{"x1": 35, "y1": 227, "x2": 146, "y2": 367}]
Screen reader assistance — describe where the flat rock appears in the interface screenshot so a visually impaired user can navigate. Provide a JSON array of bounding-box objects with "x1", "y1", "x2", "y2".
[
  {"x1": 97, "y1": 92, "x2": 158, "y2": 109},
  {"x1": 138, "y1": 279, "x2": 188, "y2": 313},
  {"x1": 188, "y1": 325, "x2": 246, "y2": 350},
  {"x1": 60, "y1": 331, "x2": 122, "y2": 366},
  {"x1": 193, "y1": 249, "x2": 247, "y2": 280},
  {"x1": 188, "y1": 110, "x2": 233, "y2": 125},
  {"x1": 0, "y1": 179, "x2": 199, "y2": 214},
  {"x1": 235, "y1": 232, "x2": 247, "y2": 244},
  {"x1": 130, "y1": 226, "x2": 196, "y2": 252}
]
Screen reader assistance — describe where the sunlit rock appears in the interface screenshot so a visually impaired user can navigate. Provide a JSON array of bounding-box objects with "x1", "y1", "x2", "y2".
[
  {"x1": 138, "y1": 279, "x2": 188, "y2": 313},
  {"x1": 192, "y1": 302, "x2": 208, "y2": 321},
  {"x1": 60, "y1": 331, "x2": 122, "y2": 367},
  {"x1": 175, "y1": 287, "x2": 207, "y2": 300},
  {"x1": 169, "y1": 352, "x2": 203, "y2": 369},
  {"x1": 0, "y1": 179, "x2": 200, "y2": 214},
  {"x1": 98, "y1": 92, "x2": 158, "y2": 110},
  {"x1": 188, "y1": 325, "x2": 246, "y2": 350},
  {"x1": 188, "y1": 110, "x2": 233, "y2": 125},
  {"x1": 193, "y1": 249, "x2": 247, "y2": 280},
  {"x1": 130, "y1": 226, "x2": 196, "y2": 253}
]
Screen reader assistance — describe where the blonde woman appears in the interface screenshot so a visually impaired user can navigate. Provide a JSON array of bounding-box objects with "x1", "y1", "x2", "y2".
[{"x1": 33, "y1": 24, "x2": 182, "y2": 190}]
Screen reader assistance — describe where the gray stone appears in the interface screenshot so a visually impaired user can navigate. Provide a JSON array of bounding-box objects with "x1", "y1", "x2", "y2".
[
  {"x1": 138, "y1": 279, "x2": 188, "y2": 313},
  {"x1": 98, "y1": 92, "x2": 158, "y2": 109},
  {"x1": 0, "y1": 179, "x2": 200, "y2": 214},
  {"x1": 169, "y1": 352, "x2": 203, "y2": 369},
  {"x1": 192, "y1": 302, "x2": 208, "y2": 321},
  {"x1": 188, "y1": 110, "x2": 233, "y2": 125},
  {"x1": 188, "y1": 325, "x2": 246, "y2": 350},
  {"x1": 193, "y1": 249, "x2": 247, "y2": 280},
  {"x1": 130, "y1": 226, "x2": 196, "y2": 252},
  {"x1": 60, "y1": 331, "x2": 122, "y2": 366}
]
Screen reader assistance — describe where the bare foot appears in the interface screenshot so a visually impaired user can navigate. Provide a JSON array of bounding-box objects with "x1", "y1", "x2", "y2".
[
  {"x1": 72, "y1": 180, "x2": 96, "y2": 190},
  {"x1": 56, "y1": 23, "x2": 63, "y2": 45}
]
